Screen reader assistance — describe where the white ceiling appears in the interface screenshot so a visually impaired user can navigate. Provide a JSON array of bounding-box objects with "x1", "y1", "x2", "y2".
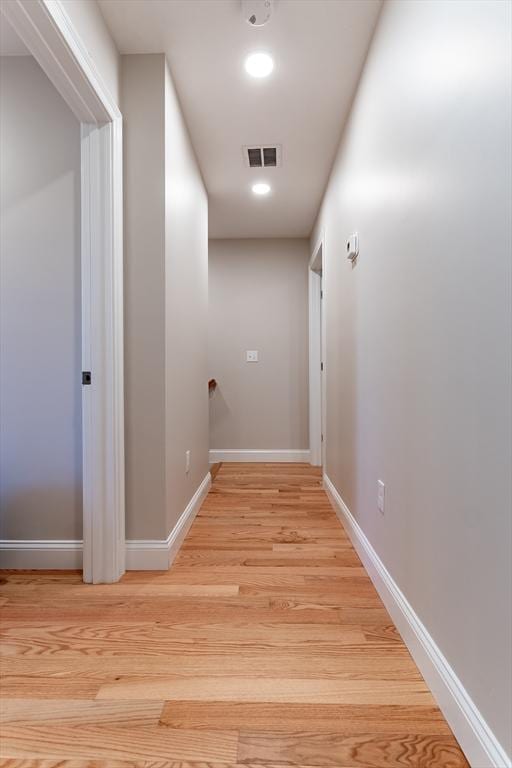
[
  {"x1": 0, "y1": 14, "x2": 30, "y2": 55},
  {"x1": 99, "y1": 0, "x2": 382, "y2": 238}
]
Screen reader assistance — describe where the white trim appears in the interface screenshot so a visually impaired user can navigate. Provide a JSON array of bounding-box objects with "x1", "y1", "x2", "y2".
[
  {"x1": 1, "y1": 0, "x2": 119, "y2": 123},
  {"x1": 2, "y1": 1, "x2": 125, "y2": 583},
  {"x1": 124, "y1": 538, "x2": 170, "y2": 572},
  {"x1": 308, "y1": 268, "x2": 322, "y2": 466},
  {"x1": 323, "y1": 473, "x2": 511, "y2": 768},
  {"x1": 0, "y1": 473, "x2": 212, "y2": 573},
  {"x1": 80, "y1": 119, "x2": 125, "y2": 583},
  {"x1": 209, "y1": 450, "x2": 311, "y2": 463},
  {"x1": 0, "y1": 541, "x2": 82, "y2": 570},
  {"x1": 309, "y1": 233, "x2": 325, "y2": 467},
  {"x1": 126, "y1": 473, "x2": 212, "y2": 570}
]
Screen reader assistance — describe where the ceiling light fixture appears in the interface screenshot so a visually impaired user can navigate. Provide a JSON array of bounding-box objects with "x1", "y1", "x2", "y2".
[
  {"x1": 252, "y1": 182, "x2": 271, "y2": 196},
  {"x1": 244, "y1": 52, "x2": 274, "y2": 78}
]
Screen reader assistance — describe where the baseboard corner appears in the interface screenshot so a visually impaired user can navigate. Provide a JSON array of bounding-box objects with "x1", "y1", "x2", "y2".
[
  {"x1": 0, "y1": 473, "x2": 213, "y2": 574},
  {"x1": 126, "y1": 470, "x2": 211, "y2": 571}
]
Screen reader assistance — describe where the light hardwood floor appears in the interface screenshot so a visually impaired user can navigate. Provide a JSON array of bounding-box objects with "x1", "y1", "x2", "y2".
[{"x1": 0, "y1": 463, "x2": 469, "y2": 767}]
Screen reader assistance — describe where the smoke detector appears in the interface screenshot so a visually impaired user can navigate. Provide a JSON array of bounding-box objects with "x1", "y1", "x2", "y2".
[{"x1": 241, "y1": 0, "x2": 274, "y2": 27}]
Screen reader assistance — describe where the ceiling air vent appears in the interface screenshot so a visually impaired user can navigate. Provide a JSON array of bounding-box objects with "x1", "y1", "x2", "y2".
[
  {"x1": 263, "y1": 147, "x2": 277, "y2": 167},
  {"x1": 247, "y1": 147, "x2": 262, "y2": 167},
  {"x1": 243, "y1": 145, "x2": 282, "y2": 168}
]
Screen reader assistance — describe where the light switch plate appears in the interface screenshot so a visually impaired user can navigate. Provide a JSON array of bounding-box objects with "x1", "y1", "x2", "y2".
[
  {"x1": 246, "y1": 350, "x2": 258, "y2": 362},
  {"x1": 346, "y1": 233, "x2": 359, "y2": 261},
  {"x1": 377, "y1": 479, "x2": 385, "y2": 514}
]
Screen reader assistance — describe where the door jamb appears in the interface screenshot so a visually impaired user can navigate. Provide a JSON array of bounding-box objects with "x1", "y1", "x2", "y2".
[
  {"x1": 309, "y1": 234, "x2": 325, "y2": 467},
  {"x1": 2, "y1": 0, "x2": 125, "y2": 582}
]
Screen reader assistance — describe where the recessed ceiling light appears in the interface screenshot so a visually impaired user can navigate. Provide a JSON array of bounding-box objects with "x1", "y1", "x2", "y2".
[
  {"x1": 244, "y1": 52, "x2": 274, "y2": 78},
  {"x1": 252, "y1": 182, "x2": 271, "y2": 196}
]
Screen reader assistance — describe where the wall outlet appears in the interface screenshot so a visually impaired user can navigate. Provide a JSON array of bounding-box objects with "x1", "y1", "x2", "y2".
[
  {"x1": 246, "y1": 350, "x2": 258, "y2": 362},
  {"x1": 377, "y1": 479, "x2": 385, "y2": 514},
  {"x1": 185, "y1": 450, "x2": 191, "y2": 474}
]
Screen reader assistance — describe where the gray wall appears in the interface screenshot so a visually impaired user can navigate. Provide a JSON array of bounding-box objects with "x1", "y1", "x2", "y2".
[
  {"x1": 209, "y1": 238, "x2": 309, "y2": 451},
  {"x1": 122, "y1": 54, "x2": 209, "y2": 541},
  {"x1": 164, "y1": 61, "x2": 209, "y2": 534},
  {"x1": 0, "y1": 56, "x2": 82, "y2": 540},
  {"x1": 122, "y1": 54, "x2": 167, "y2": 540},
  {"x1": 312, "y1": 0, "x2": 511, "y2": 755}
]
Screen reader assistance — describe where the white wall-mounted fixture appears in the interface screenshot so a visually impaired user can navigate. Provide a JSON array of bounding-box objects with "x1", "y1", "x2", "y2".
[
  {"x1": 242, "y1": 0, "x2": 274, "y2": 27},
  {"x1": 252, "y1": 182, "x2": 271, "y2": 196},
  {"x1": 244, "y1": 52, "x2": 274, "y2": 78},
  {"x1": 377, "y1": 479, "x2": 385, "y2": 514},
  {"x1": 346, "y1": 233, "x2": 359, "y2": 261},
  {"x1": 246, "y1": 350, "x2": 259, "y2": 362}
]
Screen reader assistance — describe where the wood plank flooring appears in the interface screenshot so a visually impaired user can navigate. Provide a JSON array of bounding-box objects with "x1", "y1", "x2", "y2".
[{"x1": 0, "y1": 463, "x2": 469, "y2": 767}]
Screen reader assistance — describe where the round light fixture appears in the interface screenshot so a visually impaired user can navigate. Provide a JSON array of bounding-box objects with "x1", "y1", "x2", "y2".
[
  {"x1": 252, "y1": 182, "x2": 271, "y2": 196},
  {"x1": 244, "y1": 52, "x2": 274, "y2": 78}
]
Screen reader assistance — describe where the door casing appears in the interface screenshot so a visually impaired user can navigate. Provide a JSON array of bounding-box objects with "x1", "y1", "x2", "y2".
[
  {"x1": 2, "y1": 0, "x2": 125, "y2": 583},
  {"x1": 309, "y1": 234, "x2": 325, "y2": 468}
]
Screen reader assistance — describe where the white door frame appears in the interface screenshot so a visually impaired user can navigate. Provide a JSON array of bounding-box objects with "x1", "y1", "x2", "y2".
[
  {"x1": 309, "y1": 234, "x2": 325, "y2": 467},
  {"x1": 2, "y1": 0, "x2": 125, "y2": 583}
]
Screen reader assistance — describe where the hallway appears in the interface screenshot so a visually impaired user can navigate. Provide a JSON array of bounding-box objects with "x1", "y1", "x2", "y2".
[{"x1": 0, "y1": 463, "x2": 468, "y2": 766}]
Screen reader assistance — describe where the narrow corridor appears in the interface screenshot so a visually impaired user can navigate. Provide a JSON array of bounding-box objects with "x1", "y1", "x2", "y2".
[{"x1": 1, "y1": 463, "x2": 469, "y2": 765}]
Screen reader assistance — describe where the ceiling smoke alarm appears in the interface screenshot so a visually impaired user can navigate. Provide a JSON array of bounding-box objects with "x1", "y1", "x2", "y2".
[{"x1": 241, "y1": 0, "x2": 274, "y2": 27}]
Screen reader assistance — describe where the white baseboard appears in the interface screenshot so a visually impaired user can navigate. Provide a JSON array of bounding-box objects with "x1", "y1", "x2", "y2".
[
  {"x1": 124, "y1": 537, "x2": 170, "y2": 571},
  {"x1": 126, "y1": 472, "x2": 211, "y2": 570},
  {"x1": 209, "y1": 449, "x2": 311, "y2": 463},
  {"x1": 323, "y1": 473, "x2": 511, "y2": 768},
  {"x1": 0, "y1": 472, "x2": 212, "y2": 574},
  {"x1": 0, "y1": 540, "x2": 82, "y2": 569}
]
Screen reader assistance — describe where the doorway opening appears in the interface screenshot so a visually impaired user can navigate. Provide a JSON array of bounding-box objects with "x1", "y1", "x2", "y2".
[
  {"x1": 1, "y1": 2, "x2": 125, "y2": 583},
  {"x1": 309, "y1": 236, "x2": 325, "y2": 468},
  {"x1": 0, "y1": 52, "x2": 82, "y2": 563}
]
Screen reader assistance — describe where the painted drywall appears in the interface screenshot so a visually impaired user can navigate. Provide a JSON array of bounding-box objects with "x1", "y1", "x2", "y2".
[
  {"x1": 164, "y1": 59, "x2": 209, "y2": 536},
  {"x1": 61, "y1": 0, "x2": 120, "y2": 106},
  {"x1": 209, "y1": 239, "x2": 309, "y2": 451},
  {"x1": 122, "y1": 54, "x2": 167, "y2": 540},
  {"x1": 98, "y1": 0, "x2": 382, "y2": 240},
  {"x1": 312, "y1": 0, "x2": 511, "y2": 757},
  {"x1": 122, "y1": 53, "x2": 209, "y2": 541},
  {"x1": 0, "y1": 56, "x2": 82, "y2": 540}
]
